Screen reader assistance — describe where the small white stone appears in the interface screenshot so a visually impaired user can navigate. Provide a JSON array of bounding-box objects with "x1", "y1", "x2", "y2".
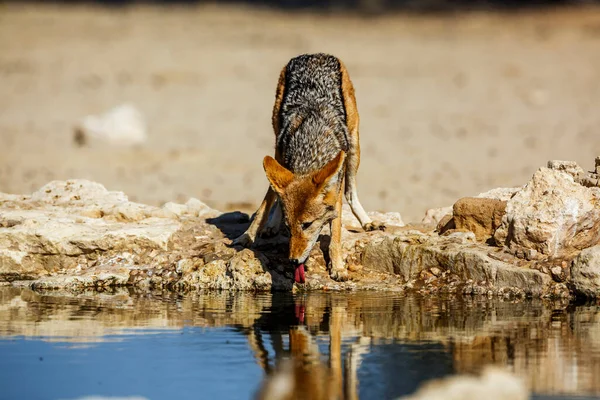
[{"x1": 75, "y1": 103, "x2": 147, "y2": 147}]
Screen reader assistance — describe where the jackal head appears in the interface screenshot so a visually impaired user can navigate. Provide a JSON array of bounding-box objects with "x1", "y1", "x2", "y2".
[{"x1": 263, "y1": 151, "x2": 346, "y2": 274}]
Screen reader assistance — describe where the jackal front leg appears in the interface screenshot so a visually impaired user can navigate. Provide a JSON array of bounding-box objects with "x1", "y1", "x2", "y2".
[
  {"x1": 329, "y1": 183, "x2": 348, "y2": 282},
  {"x1": 233, "y1": 187, "x2": 277, "y2": 247},
  {"x1": 260, "y1": 198, "x2": 282, "y2": 238}
]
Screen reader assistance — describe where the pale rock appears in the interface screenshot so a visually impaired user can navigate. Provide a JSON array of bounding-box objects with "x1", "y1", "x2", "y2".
[
  {"x1": 475, "y1": 187, "x2": 521, "y2": 201},
  {"x1": 0, "y1": 211, "x2": 179, "y2": 256},
  {"x1": 579, "y1": 174, "x2": 600, "y2": 188},
  {"x1": 162, "y1": 202, "x2": 188, "y2": 217},
  {"x1": 186, "y1": 198, "x2": 218, "y2": 217},
  {"x1": 74, "y1": 103, "x2": 147, "y2": 147},
  {"x1": 0, "y1": 193, "x2": 24, "y2": 202},
  {"x1": 28, "y1": 180, "x2": 158, "y2": 222},
  {"x1": 32, "y1": 256, "x2": 134, "y2": 290},
  {"x1": 494, "y1": 167, "x2": 600, "y2": 258},
  {"x1": 0, "y1": 250, "x2": 32, "y2": 279},
  {"x1": 228, "y1": 249, "x2": 272, "y2": 291},
  {"x1": 162, "y1": 198, "x2": 219, "y2": 218},
  {"x1": 547, "y1": 160, "x2": 585, "y2": 181},
  {"x1": 110, "y1": 202, "x2": 153, "y2": 222},
  {"x1": 147, "y1": 208, "x2": 176, "y2": 220},
  {"x1": 443, "y1": 230, "x2": 477, "y2": 244},
  {"x1": 0, "y1": 180, "x2": 182, "y2": 280},
  {"x1": 571, "y1": 245, "x2": 600, "y2": 298},
  {"x1": 1, "y1": 176, "x2": 594, "y2": 298},
  {"x1": 578, "y1": 158, "x2": 600, "y2": 188},
  {"x1": 179, "y1": 260, "x2": 230, "y2": 290},
  {"x1": 361, "y1": 232, "x2": 551, "y2": 295},
  {"x1": 175, "y1": 259, "x2": 194, "y2": 275},
  {"x1": 524, "y1": 248, "x2": 538, "y2": 261},
  {"x1": 422, "y1": 206, "x2": 453, "y2": 225},
  {"x1": 31, "y1": 180, "x2": 127, "y2": 205},
  {"x1": 342, "y1": 204, "x2": 404, "y2": 228},
  {"x1": 179, "y1": 254, "x2": 285, "y2": 292}
]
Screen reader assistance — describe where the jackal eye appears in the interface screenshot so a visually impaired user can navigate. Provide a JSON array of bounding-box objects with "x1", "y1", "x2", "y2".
[{"x1": 301, "y1": 221, "x2": 313, "y2": 230}]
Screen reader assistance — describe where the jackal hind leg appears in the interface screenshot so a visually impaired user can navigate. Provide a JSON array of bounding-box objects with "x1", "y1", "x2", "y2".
[
  {"x1": 344, "y1": 148, "x2": 385, "y2": 232},
  {"x1": 339, "y1": 59, "x2": 385, "y2": 232}
]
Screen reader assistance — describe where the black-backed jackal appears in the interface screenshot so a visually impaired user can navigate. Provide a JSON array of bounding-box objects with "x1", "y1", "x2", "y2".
[{"x1": 234, "y1": 53, "x2": 384, "y2": 283}]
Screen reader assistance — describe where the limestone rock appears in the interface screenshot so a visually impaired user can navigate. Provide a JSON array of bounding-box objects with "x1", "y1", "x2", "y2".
[
  {"x1": 0, "y1": 211, "x2": 178, "y2": 256},
  {"x1": 342, "y1": 204, "x2": 404, "y2": 228},
  {"x1": 0, "y1": 180, "x2": 182, "y2": 281},
  {"x1": 177, "y1": 250, "x2": 290, "y2": 292},
  {"x1": 475, "y1": 187, "x2": 521, "y2": 201},
  {"x1": 494, "y1": 167, "x2": 600, "y2": 259},
  {"x1": 360, "y1": 231, "x2": 552, "y2": 296},
  {"x1": 422, "y1": 206, "x2": 453, "y2": 225},
  {"x1": 547, "y1": 160, "x2": 585, "y2": 181},
  {"x1": 25, "y1": 179, "x2": 163, "y2": 222},
  {"x1": 578, "y1": 157, "x2": 600, "y2": 188},
  {"x1": 227, "y1": 249, "x2": 273, "y2": 291},
  {"x1": 452, "y1": 197, "x2": 506, "y2": 242},
  {"x1": 32, "y1": 180, "x2": 128, "y2": 205},
  {"x1": 32, "y1": 256, "x2": 135, "y2": 290},
  {"x1": 0, "y1": 178, "x2": 581, "y2": 298},
  {"x1": 571, "y1": 245, "x2": 600, "y2": 298},
  {"x1": 185, "y1": 198, "x2": 219, "y2": 217},
  {"x1": 579, "y1": 174, "x2": 600, "y2": 188},
  {"x1": 162, "y1": 198, "x2": 218, "y2": 218},
  {"x1": 74, "y1": 103, "x2": 147, "y2": 147}
]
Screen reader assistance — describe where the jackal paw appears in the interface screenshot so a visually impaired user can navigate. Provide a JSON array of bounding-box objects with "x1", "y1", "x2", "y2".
[
  {"x1": 232, "y1": 233, "x2": 254, "y2": 248},
  {"x1": 330, "y1": 268, "x2": 349, "y2": 282},
  {"x1": 363, "y1": 221, "x2": 386, "y2": 232}
]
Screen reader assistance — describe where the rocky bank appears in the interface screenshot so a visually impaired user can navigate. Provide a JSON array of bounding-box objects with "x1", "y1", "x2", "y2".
[{"x1": 2, "y1": 158, "x2": 600, "y2": 299}]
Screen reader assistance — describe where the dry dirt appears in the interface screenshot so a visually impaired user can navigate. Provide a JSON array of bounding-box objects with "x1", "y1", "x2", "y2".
[{"x1": 1, "y1": 3, "x2": 600, "y2": 221}]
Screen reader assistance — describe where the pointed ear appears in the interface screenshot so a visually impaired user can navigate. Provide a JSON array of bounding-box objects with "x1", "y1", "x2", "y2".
[
  {"x1": 312, "y1": 151, "x2": 346, "y2": 189},
  {"x1": 263, "y1": 156, "x2": 294, "y2": 194}
]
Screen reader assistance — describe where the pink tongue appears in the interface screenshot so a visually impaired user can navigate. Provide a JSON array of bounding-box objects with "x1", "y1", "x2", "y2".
[
  {"x1": 294, "y1": 263, "x2": 306, "y2": 284},
  {"x1": 294, "y1": 304, "x2": 305, "y2": 324}
]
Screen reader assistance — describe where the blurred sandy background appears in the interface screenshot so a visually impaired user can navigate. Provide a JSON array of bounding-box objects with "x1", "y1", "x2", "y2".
[{"x1": 1, "y1": 2, "x2": 600, "y2": 222}]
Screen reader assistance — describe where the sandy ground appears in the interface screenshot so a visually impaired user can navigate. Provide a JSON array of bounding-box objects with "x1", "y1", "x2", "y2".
[{"x1": 1, "y1": 3, "x2": 600, "y2": 222}]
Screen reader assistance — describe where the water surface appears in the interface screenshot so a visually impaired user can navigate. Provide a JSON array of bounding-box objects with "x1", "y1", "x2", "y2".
[{"x1": 1, "y1": 288, "x2": 599, "y2": 400}]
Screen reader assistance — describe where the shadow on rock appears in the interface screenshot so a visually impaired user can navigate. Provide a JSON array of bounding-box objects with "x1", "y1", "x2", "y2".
[
  {"x1": 206, "y1": 211, "x2": 296, "y2": 292},
  {"x1": 206, "y1": 211, "x2": 251, "y2": 240}
]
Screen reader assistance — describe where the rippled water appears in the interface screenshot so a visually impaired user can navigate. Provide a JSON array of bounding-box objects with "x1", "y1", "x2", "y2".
[{"x1": 1, "y1": 288, "x2": 599, "y2": 400}]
